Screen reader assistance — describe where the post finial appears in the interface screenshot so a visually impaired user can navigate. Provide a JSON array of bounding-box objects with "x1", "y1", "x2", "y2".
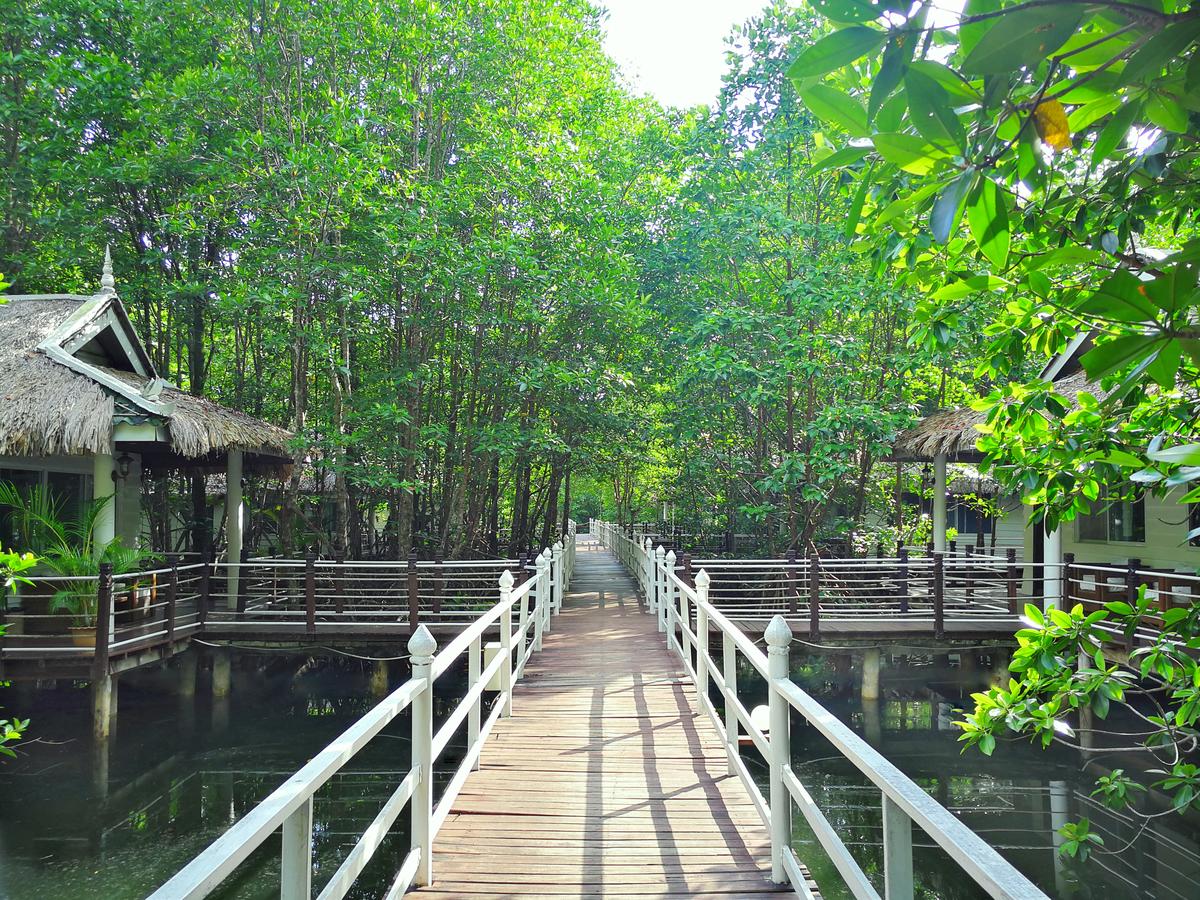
[
  {"x1": 536, "y1": 552, "x2": 549, "y2": 569},
  {"x1": 655, "y1": 544, "x2": 665, "y2": 559},
  {"x1": 695, "y1": 568, "x2": 711, "y2": 589},
  {"x1": 99, "y1": 244, "x2": 115, "y2": 295},
  {"x1": 553, "y1": 540, "x2": 563, "y2": 552},
  {"x1": 407, "y1": 624, "x2": 437, "y2": 663},
  {"x1": 765, "y1": 614, "x2": 793, "y2": 651},
  {"x1": 499, "y1": 569, "x2": 515, "y2": 590},
  {"x1": 665, "y1": 549, "x2": 676, "y2": 564}
]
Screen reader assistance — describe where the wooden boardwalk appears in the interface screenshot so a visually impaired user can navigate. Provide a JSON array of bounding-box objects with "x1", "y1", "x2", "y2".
[{"x1": 415, "y1": 537, "x2": 794, "y2": 898}]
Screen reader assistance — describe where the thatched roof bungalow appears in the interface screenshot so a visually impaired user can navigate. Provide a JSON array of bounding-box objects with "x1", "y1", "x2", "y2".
[{"x1": 0, "y1": 251, "x2": 291, "y2": 579}]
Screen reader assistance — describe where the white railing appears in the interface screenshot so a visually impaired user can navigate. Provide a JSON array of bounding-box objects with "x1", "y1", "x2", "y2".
[
  {"x1": 595, "y1": 520, "x2": 1047, "y2": 900},
  {"x1": 149, "y1": 531, "x2": 575, "y2": 899}
]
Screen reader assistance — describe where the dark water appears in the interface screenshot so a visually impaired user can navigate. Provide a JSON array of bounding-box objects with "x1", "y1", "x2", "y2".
[
  {"x1": 1, "y1": 647, "x2": 1198, "y2": 898},
  {"x1": 738, "y1": 651, "x2": 1200, "y2": 900},
  {"x1": 0, "y1": 649, "x2": 461, "y2": 899}
]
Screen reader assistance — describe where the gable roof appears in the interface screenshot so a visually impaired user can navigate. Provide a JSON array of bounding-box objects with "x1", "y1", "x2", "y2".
[
  {"x1": 892, "y1": 335, "x2": 1101, "y2": 463},
  {"x1": 0, "y1": 289, "x2": 292, "y2": 470}
]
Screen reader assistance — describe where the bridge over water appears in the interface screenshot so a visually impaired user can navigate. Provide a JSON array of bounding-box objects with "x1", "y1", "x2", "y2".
[{"x1": 148, "y1": 527, "x2": 1046, "y2": 900}]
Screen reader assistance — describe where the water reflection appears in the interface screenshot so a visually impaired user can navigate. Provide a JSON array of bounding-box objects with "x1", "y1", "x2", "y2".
[
  {"x1": 0, "y1": 650, "x2": 467, "y2": 899},
  {"x1": 765, "y1": 652, "x2": 1200, "y2": 900}
]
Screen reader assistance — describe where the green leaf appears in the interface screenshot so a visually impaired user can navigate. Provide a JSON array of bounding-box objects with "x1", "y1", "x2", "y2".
[
  {"x1": 869, "y1": 41, "x2": 907, "y2": 122},
  {"x1": 870, "y1": 132, "x2": 949, "y2": 174},
  {"x1": 1080, "y1": 334, "x2": 1164, "y2": 380},
  {"x1": 1146, "y1": 340, "x2": 1183, "y2": 390},
  {"x1": 875, "y1": 181, "x2": 939, "y2": 227},
  {"x1": 1147, "y1": 443, "x2": 1200, "y2": 466},
  {"x1": 1067, "y1": 95, "x2": 1123, "y2": 133},
  {"x1": 906, "y1": 60, "x2": 982, "y2": 103},
  {"x1": 810, "y1": 0, "x2": 899, "y2": 24},
  {"x1": 1091, "y1": 100, "x2": 1139, "y2": 168},
  {"x1": 1074, "y1": 270, "x2": 1159, "y2": 322},
  {"x1": 932, "y1": 274, "x2": 1009, "y2": 300},
  {"x1": 1146, "y1": 93, "x2": 1188, "y2": 133},
  {"x1": 930, "y1": 171, "x2": 975, "y2": 244},
  {"x1": 799, "y1": 85, "x2": 870, "y2": 137},
  {"x1": 810, "y1": 145, "x2": 871, "y2": 174},
  {"x1": 787, "y1": 26, "x2": 886, "y2": 80},
  {"x1": 966, "y1": 177, "x2": 1010, "y2": 268},
  {"x1": 845, "y1": 163, "x2": 875, "y2": 239},
  {"x1": 961, "y1": 7, "x2": 1084, "y2": 75},
  {"x1": 1121, "y1": 20, "x2": 1200, "y2": 86},
  {"x1": 905, "y1": 69, "x2": 966, "y2": 151}
]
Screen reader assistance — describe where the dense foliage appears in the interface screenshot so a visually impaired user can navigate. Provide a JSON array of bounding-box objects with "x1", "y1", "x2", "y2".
[{"x1": 787, "y1": 0, "x2": 1200, "y2": 852}]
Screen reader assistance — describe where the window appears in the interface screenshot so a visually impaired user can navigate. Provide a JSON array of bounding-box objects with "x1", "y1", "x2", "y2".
[
  {"x1": 0, "y1": 467, "x2": 91, "y2": 552},
  {"x1": 1078, "y1": 495, "x2": 1145, "y2": 543},
  {"x1": 1189, "y1": 504, "x2": 1200, "y2": 548}
]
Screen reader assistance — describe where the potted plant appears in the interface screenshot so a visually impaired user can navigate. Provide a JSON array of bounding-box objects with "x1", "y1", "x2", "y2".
[
  {"x1": 0, "y1": 483, "x2": 158, "y2": 642},
  {"x1": 45, "y1": 541, "x2": 154, "y2": 646}
]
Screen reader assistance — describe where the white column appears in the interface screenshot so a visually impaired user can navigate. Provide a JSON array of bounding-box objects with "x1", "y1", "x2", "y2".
[
  {"x1": 92, "y1": 444, "x2": 116, "y2": 557},
  {"x1": 499, "y1": 570, "x2": 514, "y2": 717},
  {"x1": 225, "y1": 450, "x2": 244, "y2": 610},
  {"x1": 932, "y1": 453, "x2": 947, "y2": 553},
  {"x1": 115, "y1": 452, "x2": 142, "y2": 547},
  {"x1": 552, "y1": 541, "x2": 564, "y2": 613},
  {"x1": 409, "y1": 625, "x2": 437, "y2": 887},
  {"x1": 765, "y1": 615, "x2": 793, "y2": 884},
  {"x1": 1044, "y1": 523, "x2": 1063, "y2": 611}
]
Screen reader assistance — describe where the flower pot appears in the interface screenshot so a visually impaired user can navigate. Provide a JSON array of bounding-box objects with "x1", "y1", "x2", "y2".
[{"x1": 69, "y1": 625, "x2": 96, "y2": 648}]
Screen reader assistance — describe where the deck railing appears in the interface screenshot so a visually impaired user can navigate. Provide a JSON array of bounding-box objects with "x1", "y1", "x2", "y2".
[
  {"x1": 147, "y1": 530, "x2": 573, "y2": 899},
  {"x1": 596, "y1": 519, "x2": 1048, "y2": 900}
]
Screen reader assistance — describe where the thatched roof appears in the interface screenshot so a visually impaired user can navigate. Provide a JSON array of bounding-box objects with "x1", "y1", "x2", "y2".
[
  {"x1": 0, "y1": 293, "x2": 292, "y2": 470},
  {"x1": 893, "y1": 369, "x2": 1101, "y2": 462}
]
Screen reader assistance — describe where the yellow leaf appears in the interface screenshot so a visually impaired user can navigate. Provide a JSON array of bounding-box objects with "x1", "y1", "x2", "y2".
[{"x1": 1034, "y1": 100, "x2": 1072, "y2": 151}]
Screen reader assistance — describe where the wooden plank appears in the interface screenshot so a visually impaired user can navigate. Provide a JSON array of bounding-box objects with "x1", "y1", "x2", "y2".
[{"x1": 411, "y1": 536, "x2": 804, "y2": 898}]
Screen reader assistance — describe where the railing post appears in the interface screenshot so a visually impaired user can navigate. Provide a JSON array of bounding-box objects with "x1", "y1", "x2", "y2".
[
  {"x1": 433, "y1": 551, "x2": 444, "y2": 615},
  {"x1": 883, "y1": 795, "x2": 914, "y2": 900},
  {"x1": 408, "y1": 625, "x2": 437, "y2": 888},
  {"x1": 334, "y1": 552, "x2": 345, "y2": 615},
  {"x1": 1124, "y1": 555, "x2": 1138, "y2": 650},
  {"x1": 643, "y1": 537, "x2": 654, "y2": 612},
  {"x1": 535, "y1": 553, "x2": 549, "y2": 650},
  {"x1": 541, "y1": 549, "x2": 554, "y2": 635},
  {"x1": 166, "y1": 558, "x2": 178, "y2": 647},
  {"x1": 786, "y1": 550, "x2": 798, "y2": 615},
  {"x1": 665, "y1": 550, "x2": 677, "y2": 645},
  {"x1": 407, "y1": 550, "x2": 420, "y2": 629},
  {"x1": 765, "y1": 615, "x2": 792, "y2": 884},
  {"x1": 92, "y1": 563, "x2": 114, "y2": 682},
  {"x1": 517, "y1": 570, "x2": 529, "y2": 678},
  {"x1": 655, "y1": 546, "x2": 667, "y2": 633},
  {"x1": 964, "y1": 545, "x2": 975, "y2": 599},
  {"x1": 808, "y1": 551, "x2": 821, "y2": 643},
  {"x1": 695, "y1": 570, "x2": 710, "y2": 698},
  {"x1": 280, "y1": 795, "x2": 313, "y2": 900},
  {"x1": 499, "y1": 570, "x2": 514, "y2": 717},
  {"x1": 236, "y1": 545, "x2": 249, "y2": 614},
  {"x1": 898, "y1": 547, "x2": 910, "y2": 614},
  {"x1": 198, "y1": 550, "x2": 211, "y2": 625},
  {"x1": 722, "y1": 629, "x2": 738, "y2": 775},
  {"x1": 305, "y1": 551, "x2": 316, "y2": 635},
  {"x1": 1006, "y1": 548, "x2": 1018, "y2": 614},
  {"x1": 468, "y1": 630, "x2": 482, "y2": 771},
  {"x1": 933, "y1": 551, "x2": 945, "y2": 640},
  {"x1": 552, "y1": 541, "x2": 564, "y2": 614}
]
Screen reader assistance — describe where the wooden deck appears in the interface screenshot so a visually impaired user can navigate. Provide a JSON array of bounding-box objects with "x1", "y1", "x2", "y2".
[{"x1": 415, "y1": 538, "x2": 799, "y2": 898}]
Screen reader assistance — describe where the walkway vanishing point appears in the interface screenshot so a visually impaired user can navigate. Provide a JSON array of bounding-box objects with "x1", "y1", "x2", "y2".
[
  {"x1": 152, "y1": 526, "x2": 1048, "y2": 900},
  {"x1": 414, "y1": 537, "x2": 803, "y2": 898}
]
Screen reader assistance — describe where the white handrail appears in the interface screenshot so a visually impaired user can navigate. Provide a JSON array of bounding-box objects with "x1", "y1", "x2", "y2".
[
  {"x1": 150, "y1": 529, "x2": 577, "y2": 899},
  {"x1": 595, "y1": 519, "x2": 1048, "y2": 900}
]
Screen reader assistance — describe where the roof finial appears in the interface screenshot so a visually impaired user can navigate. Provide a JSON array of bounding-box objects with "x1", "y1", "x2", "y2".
[{"x1": 100, "y1": 244, "x2": 115, "y2": 295}]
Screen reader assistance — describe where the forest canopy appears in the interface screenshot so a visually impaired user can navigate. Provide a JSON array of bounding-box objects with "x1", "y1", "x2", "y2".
[{"x1": 1, "y1": 0, "x2": 1195, "y2": 556}]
